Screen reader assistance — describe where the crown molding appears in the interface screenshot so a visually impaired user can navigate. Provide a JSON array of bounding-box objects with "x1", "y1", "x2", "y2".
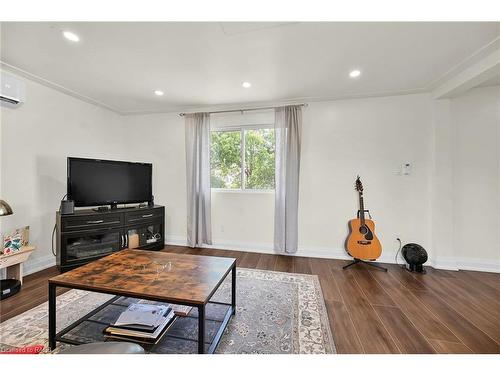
[
  {"x1": 425, "y1": 35, "x2": 500, "y2": 91},
  {"x1": 0, "y1": 61, "x2": 124, "y2": 115},
  {"x1": 432, "y1": 48, "x2": 500, "y2": 99},
  {"x1": 119, "y1": 88, "x2": 429, "y2": 116}
]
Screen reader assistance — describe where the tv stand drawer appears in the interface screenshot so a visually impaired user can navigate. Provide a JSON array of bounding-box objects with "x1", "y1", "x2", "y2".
[
  {"x1": 62, "y1": 213, "x2": 123, "y2": 231},
  {"x1": 125, "y1": 207, "x2": 164, "y2": 225}
]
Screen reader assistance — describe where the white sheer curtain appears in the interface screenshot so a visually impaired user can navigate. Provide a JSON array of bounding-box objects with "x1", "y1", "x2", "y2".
[
  {"x1": 274, "y1": 105, "x2": 302, "y2": 254},
  {"x1": 185, "y1": 113, "x2": 212, "y2": 247}
]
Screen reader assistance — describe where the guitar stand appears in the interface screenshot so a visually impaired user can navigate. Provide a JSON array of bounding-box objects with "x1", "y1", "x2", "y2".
[
  {"x1": 357, "y1": 209, "x2": 372, "y2": 219},
  {"x1": 343, "y1": 258, "x2": 388, "y2": 272}
]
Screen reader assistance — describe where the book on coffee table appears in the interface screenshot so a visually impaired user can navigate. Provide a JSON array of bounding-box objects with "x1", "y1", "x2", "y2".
[
  {"x1": 169, "y1": 304, "x2": 192, "y2": 317},
  {"x1": 105, "y1": 303, "x2": 176, "y2": 343},
  {"x1": 105, "y1": 312, "x2": 175, "y2": 341},
  {"x1": 114, "y1": 303, "x2": 170, "y2": 329}
]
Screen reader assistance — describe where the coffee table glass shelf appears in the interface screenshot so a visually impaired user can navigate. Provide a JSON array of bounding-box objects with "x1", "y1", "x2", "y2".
[{"x1": 48, "y1": 250, "x2": 236, "y2": 354}]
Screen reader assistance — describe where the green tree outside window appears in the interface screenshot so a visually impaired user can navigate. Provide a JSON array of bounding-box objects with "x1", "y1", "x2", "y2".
[{"x1": 210, "y1": 127, "x2": 275, "y2": 190}]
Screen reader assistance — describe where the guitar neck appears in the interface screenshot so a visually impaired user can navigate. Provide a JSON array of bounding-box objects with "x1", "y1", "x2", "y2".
[{"x1": 359, "y1": 192, "x2": 365, "y2": 225}]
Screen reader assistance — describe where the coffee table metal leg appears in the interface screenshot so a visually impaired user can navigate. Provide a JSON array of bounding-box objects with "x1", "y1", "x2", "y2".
[
  {"x1": 48, "y1": 283, "x2": 56, "y2": 351},
  {"x1": 198, "y1": 304, "x2": 205, "y2": 354},
  {"x1": 231, "y1": 264, "x2": 236, "y2": 315}
]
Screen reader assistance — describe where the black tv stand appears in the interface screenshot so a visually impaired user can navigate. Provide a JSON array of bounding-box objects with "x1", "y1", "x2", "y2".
[
  {"x1": 56, "y1": 205, "x2": 165, "y2": 272},
  {"x1": 93, "y1": 206, "x2": 110, "y2": 212}
]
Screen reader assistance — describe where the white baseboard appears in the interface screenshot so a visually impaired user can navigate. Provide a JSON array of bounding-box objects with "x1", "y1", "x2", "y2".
[
  {"x1": 165, "y1": 236, "x2": 500, "y2": 273},
  {"x1": 165, "y1": 235, "x2": 189, "y2": 246},
  {"x1": 437, "y1": 257, "x2": 500, "y2": 273},
  {"x1": 23, "y1": 255, "x2": 56, "y2": 276}
]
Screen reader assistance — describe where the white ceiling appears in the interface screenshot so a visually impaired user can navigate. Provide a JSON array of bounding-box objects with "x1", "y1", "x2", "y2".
[{"x1": 1, "y1": 22, "x2": 499, "y2": 114}]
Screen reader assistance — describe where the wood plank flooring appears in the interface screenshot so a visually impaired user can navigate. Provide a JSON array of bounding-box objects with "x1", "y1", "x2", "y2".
[{"x1": 1, "y1": 245, "x2": 499, "y2": 354}]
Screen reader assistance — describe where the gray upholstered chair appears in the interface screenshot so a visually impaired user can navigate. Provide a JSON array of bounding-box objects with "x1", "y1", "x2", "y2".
[{"x1": 60, "y1": 342, "x2": 145, "y2": 354}]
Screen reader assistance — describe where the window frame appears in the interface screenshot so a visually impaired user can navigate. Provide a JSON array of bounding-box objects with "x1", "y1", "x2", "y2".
[{"x1": 210, "y1": 123, "x2": 275, "y2": 193}]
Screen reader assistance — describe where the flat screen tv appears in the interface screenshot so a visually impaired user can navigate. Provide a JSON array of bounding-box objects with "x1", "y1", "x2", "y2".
[{"x1": 67, "y1": 157, "x2": 152, "y2": 207}]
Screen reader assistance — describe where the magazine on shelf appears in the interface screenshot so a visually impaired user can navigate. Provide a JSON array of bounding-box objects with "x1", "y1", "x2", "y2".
[
  {"x1": 106, "y1": 310, "x2": 176, "y2": 341},
  {"x1": 113, "y1": 303, "x2": 170, "y2": 330}
]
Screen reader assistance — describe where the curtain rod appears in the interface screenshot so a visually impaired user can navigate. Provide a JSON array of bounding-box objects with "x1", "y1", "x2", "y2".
[{"x1": 179, "y1": 103, "x2": 307, "y2": 117}]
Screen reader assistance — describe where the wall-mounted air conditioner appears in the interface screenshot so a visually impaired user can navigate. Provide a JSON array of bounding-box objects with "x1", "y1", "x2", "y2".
[{"x1": 0, "y1": 71, "x2": 26, "y2": 108}]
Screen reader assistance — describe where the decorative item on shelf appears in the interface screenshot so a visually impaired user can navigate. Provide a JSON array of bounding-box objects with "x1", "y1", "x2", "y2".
[
  {"x1": 2, "y1": 232, "x2": 22, "y2": 255},
  {"x1": 2, "y1": 226, "x2": 30, "y2": 255},
  {"x1": 0, "y1": 200, "x2": 13, "y2": 216},
  {"x1": 128, "y1": 229, "x2": 139, "y2": 249}
]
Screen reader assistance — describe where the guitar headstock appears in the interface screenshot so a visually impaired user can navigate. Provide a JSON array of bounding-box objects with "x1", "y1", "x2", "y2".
[{"x1": 355, "y1": 176, "x2": 364, "y2": 193}]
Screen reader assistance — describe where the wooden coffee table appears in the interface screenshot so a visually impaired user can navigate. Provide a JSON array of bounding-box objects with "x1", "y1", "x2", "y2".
[{"x1": 48, "y1": 249, "x2": 236, "y2": 354}]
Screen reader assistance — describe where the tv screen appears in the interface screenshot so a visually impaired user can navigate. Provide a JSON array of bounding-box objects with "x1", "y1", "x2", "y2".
[{"x1": 67, "y1": 158, "x2": 152, "y2": 207}]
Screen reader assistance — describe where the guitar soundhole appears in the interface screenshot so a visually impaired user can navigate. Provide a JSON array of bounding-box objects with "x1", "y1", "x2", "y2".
[{"x1": 359, "y1": 225, "x2": 374, "y2": 240}]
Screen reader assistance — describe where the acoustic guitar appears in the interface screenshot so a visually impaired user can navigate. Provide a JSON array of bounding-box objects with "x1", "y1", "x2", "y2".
[{"x1": 345, "y1": 176, "x2": 382, "y2": 261}]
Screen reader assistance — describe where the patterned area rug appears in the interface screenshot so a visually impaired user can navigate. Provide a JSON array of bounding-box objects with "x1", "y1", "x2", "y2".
[{"x1": 0, "y1": 268, "x2": 335, "y2": 354}]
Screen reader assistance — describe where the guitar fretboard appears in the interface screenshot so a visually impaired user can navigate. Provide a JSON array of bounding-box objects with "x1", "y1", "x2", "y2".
[{"x1": 359, "y1": 192, "x2": 365, "y2": 226}]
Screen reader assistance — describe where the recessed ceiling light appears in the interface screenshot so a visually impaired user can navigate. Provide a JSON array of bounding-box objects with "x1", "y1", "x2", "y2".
[
  {"x1": 62, "y1": 31, "x2": 80, "y2": 42},
  {"x1": 349, "y1": 69, "x2": 361, "y2": 78},
  {"x1": 242, "y1": 81, "x2": 252, "y2": 88},
  {"x1": 154, "y1": 90, "x2": 164, "y2": 96}
]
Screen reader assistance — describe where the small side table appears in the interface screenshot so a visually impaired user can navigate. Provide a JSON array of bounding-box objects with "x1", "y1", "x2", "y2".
[{"x1": 0, "y1": 246, "x2": 36, "y2": 284}]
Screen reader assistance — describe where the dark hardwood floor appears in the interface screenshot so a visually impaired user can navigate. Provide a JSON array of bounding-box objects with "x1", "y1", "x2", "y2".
[{"x1": 1, "y1": 245, "x2": 499, "y2": 354}]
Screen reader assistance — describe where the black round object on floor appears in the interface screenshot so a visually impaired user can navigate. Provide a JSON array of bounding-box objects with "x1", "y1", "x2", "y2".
[
  {"x1": 0, "y1": 279, "x2": 21, "y2": 300},
  {"x1": 402, "y1": 243, "x2": 428, "y2": 273}
]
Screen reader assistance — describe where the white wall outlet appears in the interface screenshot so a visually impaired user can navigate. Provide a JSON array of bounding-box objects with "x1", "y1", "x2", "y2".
[{"x1": 401, "y1": 162, "x2": 412, "y2": 175}]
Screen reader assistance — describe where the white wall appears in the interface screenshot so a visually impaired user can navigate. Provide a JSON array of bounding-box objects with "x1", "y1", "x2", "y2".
[
  {"x1": 430, "y1": 99, "x2": 455, "y2": 265},
  {"x1": 121, "y1": 113, "x2": 187, "y2": 241},
  {"x1": 126, "y1": 93, "x2": 435, "y2": 264},
  {"x1": 450, "y1": 86, "x2": 500, "y2": 270},
  {"x1": 299, "y1": 95, "x2": 433, "y2": 260},
  {"x1": 0, "y1": 70, "x2": 127, "y2": 274}
]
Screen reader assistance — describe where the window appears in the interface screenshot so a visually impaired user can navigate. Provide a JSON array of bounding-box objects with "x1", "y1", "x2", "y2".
[
  {"x1": 210, "y1": 130, "x2": 242, "y2": 189},
  {"x1": 210, "y1": 126, "x2": 275, "y2": 190}
]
